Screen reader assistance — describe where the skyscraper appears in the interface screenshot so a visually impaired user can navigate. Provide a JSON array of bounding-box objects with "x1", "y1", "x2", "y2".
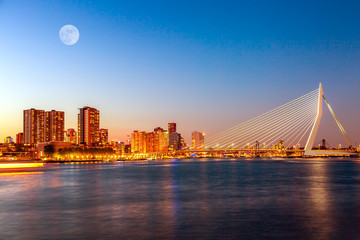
[
  {"x1": 100, "y1": 128, "x2": 109, "y2": 145},
  {"x1": 192, "y1": 131, "x2": 205, "y2": 149},
  {"x1": 78, "y1": 106, "x2": 100, "y2": 146},
  {"x1": 24, "y1": 108, "x2": 45, "y2": 144},
  {"x1": 44, "y1": 110, "x2": 64, "y2": 142},
  {"x1": 168, "y1": 133, "x2": 181, "y2": 151},
  {"x1": 168, "y1": 122, "x2": 176, "y2": 134}
]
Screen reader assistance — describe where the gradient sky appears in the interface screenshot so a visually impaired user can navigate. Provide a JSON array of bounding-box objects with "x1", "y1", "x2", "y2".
[{"x1": 1, "y1": 0, "x2": 360, "y2": 147}]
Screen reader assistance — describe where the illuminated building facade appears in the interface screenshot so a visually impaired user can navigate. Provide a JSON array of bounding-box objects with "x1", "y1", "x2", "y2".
[
  {"x1": 146, "y1": 132, "x2": 155, "y2": 152},
  {"x1": 100, "y1": 128, "x2": 109, "y2": 145},
  {"x1": 139, "y1": 131, "x2": 147, "y2": 152},
  {"x1": 16, "y1": 133, "x2": 23, "y2": 144},
  {"x1": 131, "y1": 131, "x2": 148, "y2": 153},
  {"x1": 131, "y1": 130, "x2": 139, "y2": 153},
  {"x1": 4, "y1": 136, "x2": 13, "y2": 144},
  {"x1": 192, "y1": 131, "x2": 205, "y2": 149},
  {"x1": 108, "y1": 140, "x2": 125, "y2": 155},
  {"x1": 131, "y1": 127, "x2": 171, "y2": 153},
  {"x1": 65, "y1": 128, "x2": 77, "y2": 145},
  {"x1": 24, "y1": 108, "x2": 45, "y2": 144},
  {"x1": 168, "y1": 133, "x2": 181, "y2": 151},
  {"x1": 45, "y1": 110, "x2": 65, "y2": 142},
  {"x1": 154, "y1": 127, "x2": 168, "y2": 152},
  {"x1": 78, "y1": 106, "x2": 100, "y2": 147},
  {"x1": 168, "y1": 122, "x2": 176, "y2": 134},
  {"x1": 180, "y1": 136, "x2": 186, "y2": 148},
  {"x1": 277, "y1": 140, "x2": 284, "y2": 150}
]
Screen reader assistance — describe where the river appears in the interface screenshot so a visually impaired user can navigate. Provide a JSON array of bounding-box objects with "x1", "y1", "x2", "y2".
[{"x1": 1, "y1": 158, "x2": 360, "y2": 240}]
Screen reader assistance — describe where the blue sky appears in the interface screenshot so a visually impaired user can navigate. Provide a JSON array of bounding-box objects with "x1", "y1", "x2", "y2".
[{"x1": 1, "y1": 0, "x2": 360, "y2": 146}]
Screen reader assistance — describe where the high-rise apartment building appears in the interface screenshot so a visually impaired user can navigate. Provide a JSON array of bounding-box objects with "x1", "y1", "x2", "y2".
[
  {"x1": 45, "y1": 110, "x2": 65, "y2": 142},
  {"x1": 168, "y1": 122, "x2": 176, "y2": 134},
  {"x1": 16, "y1": 133, "x2": 23, "y2": 144},
  {"x1": 146, "y1": 132, "x2": 155, "y2": 153},
  {"x1": 100, "y1": 128, "x2": 109, "y2": 145},
  {"x1": 131, "y1": 130, "x2": 140, "y2": 153},
  {"x1": 192, "y1": 131, "x2": 205, "y2": 149},
  {"x1": 131, "y1": 128, "x2": 171, "y2": 153},
  {"x1": 154, "y1": 127, "x2": 168, "y2": 152},
  {"x1": 65, "y1": 128, "x2": 77, "y2": 145},
  {"x1": 24, "y1": 108, "x2": 65, "y2": 144},
  {"x1": 78, "y1": 106, "x2": 100, "y2": 146},
  {"x1": 24, "y1": 108, "x2": 45, "y2": 144},
  {"x1": 138, "y1": 131, "x2": 146, "y2": 153},
  {"x1": 131, "y1": 131, "x2": 148, "y2": 153},
  {"x1": 169, "y1": 133, "x2": 181, "y2": 151}
]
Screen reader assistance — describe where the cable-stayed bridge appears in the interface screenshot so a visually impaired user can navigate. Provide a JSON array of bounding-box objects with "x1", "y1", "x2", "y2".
[{"x1": 195, "y1": 83, "x2": 357, "y2": 157}]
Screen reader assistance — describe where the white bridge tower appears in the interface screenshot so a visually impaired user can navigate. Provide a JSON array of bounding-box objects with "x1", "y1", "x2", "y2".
[{"x1": 304, "y1": 83, "x2": 354, "y2": 156}]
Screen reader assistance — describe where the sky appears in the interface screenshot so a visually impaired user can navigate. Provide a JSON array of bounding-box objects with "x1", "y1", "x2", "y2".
[{"x1": 1, "y1": 0, "x2": 360, "y2": 147}]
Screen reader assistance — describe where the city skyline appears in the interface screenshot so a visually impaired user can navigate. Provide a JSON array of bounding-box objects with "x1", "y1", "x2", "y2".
[
  {"x1": 1, "y1": 1, "x2": 360, "y2": 146},
  {"x1": 1, "y1": 84, "x2": 359, "y2": 147}
]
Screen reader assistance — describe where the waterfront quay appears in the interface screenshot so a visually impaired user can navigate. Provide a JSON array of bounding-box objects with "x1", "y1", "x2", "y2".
[{"x1": 1, "y1": 148, "x2": 358, "y2": 163}]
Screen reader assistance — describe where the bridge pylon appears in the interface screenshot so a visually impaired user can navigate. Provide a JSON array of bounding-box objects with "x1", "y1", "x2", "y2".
[{"x1": 303, "y1": 83, "x2": 355, "y2": 156}]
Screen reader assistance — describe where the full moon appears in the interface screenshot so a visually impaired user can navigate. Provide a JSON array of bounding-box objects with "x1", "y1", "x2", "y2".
[{"x1": 59, "y1": 25, "x2": 79, "y2": 45}]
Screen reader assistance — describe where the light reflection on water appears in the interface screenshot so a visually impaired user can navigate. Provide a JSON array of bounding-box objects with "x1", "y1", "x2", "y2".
[{"x1": 1, "y1": 158, "x2": 360, "y2": 239}]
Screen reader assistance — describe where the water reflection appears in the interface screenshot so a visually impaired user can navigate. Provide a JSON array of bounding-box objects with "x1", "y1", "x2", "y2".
[
  {"x1": 0, "y1": 171, "x2": 43, "y2": 176},
  {"x1": 0, "y1": 158, "x2": 360, "y2": 239},
  {"x1": 305, "y1": 161, "x2": 334, "y2": 239}
]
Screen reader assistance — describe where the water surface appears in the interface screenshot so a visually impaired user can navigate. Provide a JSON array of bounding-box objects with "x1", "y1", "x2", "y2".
[{"x1": 1, "y1": 158, "x2": 360, "y2": 240}]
